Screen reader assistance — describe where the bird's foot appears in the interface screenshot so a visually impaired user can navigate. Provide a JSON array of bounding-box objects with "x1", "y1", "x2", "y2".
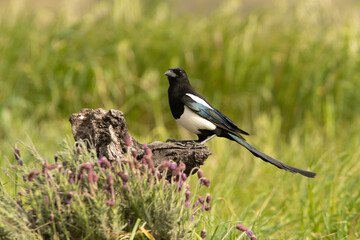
[{"x1": 166, "y1": 139, "x2": 198, "y2": 147}]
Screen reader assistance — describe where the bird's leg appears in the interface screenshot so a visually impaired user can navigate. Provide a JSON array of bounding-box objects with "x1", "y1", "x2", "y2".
[{"x1": 200, "y1": 134, "x2": 217, "y2": 144}]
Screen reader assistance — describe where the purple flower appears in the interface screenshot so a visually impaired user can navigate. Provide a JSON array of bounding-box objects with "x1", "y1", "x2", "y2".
[
  {"x1": 161, "y1": 161, "x2": 170, "y2": 171},
  {"x1": 185, "y1": 190, "x2": 191, "y2": 201},
  {"x1": 178, "y1": 161, "x2": 186, "y2": 171},
  {"x1": 142, "y1": 156, "x2": 147, "y2": 165},
  {"x1": 181, "y1": 173, "x2": 187, "y2": 181},
  {"x1": 143, "y1": 144, "x2": 152, "y2": 156},
  {"x1": 128, "y1": 160, "x2": 135, "y2": 169},
  {"x1": 205, "y1": 193, "x2": 211, "y2": 204},
  {"x1": 98, "y1": 156, "x2": 111, "y2": 169},
  {"x1": 169, "y1": 162, "x2": 177, "y2": 170},
  {"x1": 236, "y1": 224, "x2": 247, "y2": 232},
  {"x1": 14, "y1": 147, "x2": 20, "y2": 160},
  {"x1": 131, "y1": 149, "x2": 137, "y2": 160},
  {"x1": 80, "y1": 162, "x2": 92, "y2": 172},
  {"x1": 28, "y1": 169, "x2": 41, "y2": 181},
  {"x1": 66, "y1": 192, "x2": 74, "y2": 205},
  {"x1": 177, "y1": 180, "x2": 184, "y2": 191},
  {"x1": 202, "y1": 178, "x2": 210, "y2": 188},
  {"x1": 117, "y1": 172, "x2": 129, "y2": 187},
  {"x1": 193, "y1": 200, "x2": 200, "y2": 208},
  {"x1": 47, "y1": 163, "x2": 59, "y2": 170},
  {"x1": 198, "y1": 196, "x2": 204, "y2": 204},
  {"x1": 172, "y1": 167, "x2": 181, "y2": 177},
  {"x1": 125, "y1": 133, "x2": 132, "y2": 147},
  {"x1": 14, "y1": 147, "x2": 23, "y2": 166},
  {"x1": 201, "y1": 229, "x2": 206, "y2": 240},
  {"x1": 106, "y1": 200, "x2": 115, "y2": 207},
  {"x1": 76, "y1": 146, "x2": 82, "y2": 155},
  {"x1": 236, "y1": 224, "x2": 256, "y2": 240},
  {"x1": 17, "y1": 159, "x2": 23, "y2": 166},
  {"x1": 88, "y1": 169, "x2": 98, "y2": 184},
  {"x1": 68, "y1": 171, "x2": 74, "y2": 183},
  {"x1": 107, "y1": 174, "x2": 114, "y2": 186},
  {"x1": 246, "y1": 230, "x2": 255, "y2": 239},
  {"x1": 145, "y1": 155, "x2": 155, "y2": 174},
  {"x1": 197, "y1": 169, "x2": 204, "y2": 179}
]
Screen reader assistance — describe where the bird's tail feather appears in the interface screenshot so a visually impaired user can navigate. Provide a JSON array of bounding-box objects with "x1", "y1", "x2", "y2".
[{"x1": 228, "y1": 133, "x2": 316, "y2": 178}]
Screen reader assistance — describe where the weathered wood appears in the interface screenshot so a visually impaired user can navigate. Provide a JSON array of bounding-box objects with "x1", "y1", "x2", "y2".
[{"x1": 69, "y1": 108, "x2": 211, "y2": 175}]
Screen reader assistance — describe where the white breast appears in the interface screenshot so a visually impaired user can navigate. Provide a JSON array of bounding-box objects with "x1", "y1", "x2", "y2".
[{"x1": 176, "y1": 106, "x2": 216, "y2": 134}]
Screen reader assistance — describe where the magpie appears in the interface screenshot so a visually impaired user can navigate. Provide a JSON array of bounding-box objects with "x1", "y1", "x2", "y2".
[{"x1": 164, "y1": 67, "x2": 316, "y2": 178}]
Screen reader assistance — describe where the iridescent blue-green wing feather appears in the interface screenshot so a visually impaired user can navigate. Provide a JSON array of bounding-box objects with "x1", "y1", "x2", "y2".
[{"x1": 182, "y1": 94, "x2": 249, "y2": 136}]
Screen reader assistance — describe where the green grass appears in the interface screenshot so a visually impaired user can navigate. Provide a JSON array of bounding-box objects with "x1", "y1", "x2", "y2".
[{"x1": 1, "y1": 0, "x2": 360, "y2": 239}]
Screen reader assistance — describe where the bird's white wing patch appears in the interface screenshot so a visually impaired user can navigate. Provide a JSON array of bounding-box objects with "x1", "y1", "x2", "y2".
[
  {"x1": 185, "y1": 93, "x2": 214, "y2": 110},
  {"x1": 176, "y1": 106, "x2": 216, "y2": 134}
]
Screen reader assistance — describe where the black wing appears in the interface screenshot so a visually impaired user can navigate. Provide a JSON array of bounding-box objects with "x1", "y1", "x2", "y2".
[{"x1": 182, "y1": 94, "x2": 249, "y2": 136}]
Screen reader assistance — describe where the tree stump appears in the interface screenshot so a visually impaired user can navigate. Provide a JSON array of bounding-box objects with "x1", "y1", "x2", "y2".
[{"x1": 69, "y1": 108, "x2": 211, "y2": 175}]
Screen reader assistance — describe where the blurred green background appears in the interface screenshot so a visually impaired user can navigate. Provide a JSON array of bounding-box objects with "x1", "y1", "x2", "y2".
[{"x1": 1, "y1": 0, "x2": 360, "y2": 239}]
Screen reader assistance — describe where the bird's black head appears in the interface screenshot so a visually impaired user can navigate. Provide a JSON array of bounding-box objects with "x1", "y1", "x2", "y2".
[{"x1": 164, "y1": 68, "x2": 189, "y2": 85}]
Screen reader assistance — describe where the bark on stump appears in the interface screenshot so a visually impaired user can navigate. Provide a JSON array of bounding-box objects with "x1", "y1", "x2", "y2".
[{"x1": 69, "y1": 108, "x2": 211, "y2": 175}]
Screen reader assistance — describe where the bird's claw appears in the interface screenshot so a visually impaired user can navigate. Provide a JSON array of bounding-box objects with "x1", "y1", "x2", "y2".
[{"x1": 165, "y1": 139, "x2": 198, "y2": 147}]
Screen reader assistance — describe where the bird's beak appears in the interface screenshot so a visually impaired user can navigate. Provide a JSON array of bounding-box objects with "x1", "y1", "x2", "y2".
[{"x1": 164, "y1": 70, "x2": 176, "y2": 78}]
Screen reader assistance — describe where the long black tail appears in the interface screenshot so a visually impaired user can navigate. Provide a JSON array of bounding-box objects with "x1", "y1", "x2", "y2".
[{"x1": 228, "y1": 132, "x2": 316, "y2": 178}]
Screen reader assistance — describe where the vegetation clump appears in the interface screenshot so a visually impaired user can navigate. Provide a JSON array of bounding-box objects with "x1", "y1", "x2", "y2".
[{"x1": 0, "y1": 142, "x2": 215, "y2": 240}]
